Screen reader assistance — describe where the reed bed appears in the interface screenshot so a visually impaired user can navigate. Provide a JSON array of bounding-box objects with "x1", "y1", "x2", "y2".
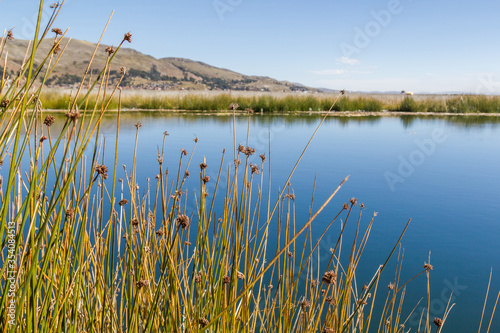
[
  {"x1": 1, "y1": 2, "x2": 499, "y2": 333},
  {"x1": 36, "y1": 90, "x2": 500, "y2": 113}
]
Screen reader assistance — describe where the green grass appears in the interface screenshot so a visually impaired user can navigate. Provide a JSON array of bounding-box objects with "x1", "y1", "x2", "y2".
[
  {"x1": 1, "y1": 2, "x2": 499, "y2": 333},
  {"x1": 36, "y1": 91, "x2": 500, "y2": 113}
]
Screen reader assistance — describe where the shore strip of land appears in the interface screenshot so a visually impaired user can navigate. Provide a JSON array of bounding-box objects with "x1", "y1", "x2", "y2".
[{"x1": 37, "y1": 109, "x2": 500, "y2": 117}]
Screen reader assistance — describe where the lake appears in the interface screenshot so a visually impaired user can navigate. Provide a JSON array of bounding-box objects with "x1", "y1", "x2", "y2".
[{"x1": 52, "y1": 112, "x2": 500, "y2": 330}]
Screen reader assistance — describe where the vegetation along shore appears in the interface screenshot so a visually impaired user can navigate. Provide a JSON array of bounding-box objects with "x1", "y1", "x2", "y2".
[{"x1": 35, "y1": 89, "x2": 500, "y2": 114}]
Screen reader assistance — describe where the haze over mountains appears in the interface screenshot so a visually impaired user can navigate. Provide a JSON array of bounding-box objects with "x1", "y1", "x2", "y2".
[{"x1": 2, "y1": 38, "x2": 317, "y2": 92}]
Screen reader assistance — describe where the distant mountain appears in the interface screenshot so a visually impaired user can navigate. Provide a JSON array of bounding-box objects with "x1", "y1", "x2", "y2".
[{"x1": 2, "y1": 38, "x2": 317, "y2": 92}]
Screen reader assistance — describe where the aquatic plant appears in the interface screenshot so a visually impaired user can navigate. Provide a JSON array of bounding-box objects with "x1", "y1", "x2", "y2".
[{"x1": 1, "y1": 2, "x2": 499, "y2": 333}]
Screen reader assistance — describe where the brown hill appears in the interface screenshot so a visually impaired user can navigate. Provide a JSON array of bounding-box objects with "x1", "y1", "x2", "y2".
[{"x1": 2, "y1": 38, "x2": 313, "y2": 92}]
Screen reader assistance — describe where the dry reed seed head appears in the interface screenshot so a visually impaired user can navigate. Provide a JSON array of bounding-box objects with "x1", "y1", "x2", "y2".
[
  {"x1": 245, "y1": 146, "x2": 255, "y2": 156},
  {"x1": 322, "y1": 270, "x2": 337, "y2": 285},
  {"x1": 245, "y1": 108, "x2": 254, "y2": 113},
  {"x1": 399, "y1": 324, "x2": 405, "y2": 329},
  {"x1": 229, "y1": 103, "x2": 239, "y2": 110},
  {"x1": 433, "y1": 317, "x2": 443, "y2": 327},
  {"x1": 123, "y1": 32, "x2": 132, "y2": 43},
  {"x1": 198, "y1": 317, "x2": 209, "y2": 328},
  {"x1": 105, "y1": 46, "x2": 115, "y2": 56},
  {"x1": 234, "y1": 159, "x2": 241, "y2": 167},
  {"x1": 287, "y1": 251, "x2": 293, "y2": 258},
  {"x1": 238, "y1": 144, "x2": 245, "y2": 153},
  {"x1": 310, "y1": 279, "x2": 319, "y2": 288},
  {"x1": 39, "y1": 136, "x2": 48, "y2": 143},
  {"x1": 184, "y1": 171, "x2": 190, "y2": 178},
  {"x1": 131, "y1": 218, "x2": 138, "y2": 226},
  {"x1": 321, "y1": 289, "x2": 326, "y2": 295},
  {"x1": 343, "y1": 203, "x2": 349, "y2": 210},
  {"x1": 360, "y1": 203, "x2": 365, "y2": 209},
  {"x1": 155, "y1": 229, "x2": 164, "y2": 236},
  {"x1": 200, "y1": 162, "x2": 207, "y2": 170},
  {"x1": 325, "y1": 296, "x2": 334, "y2": 305},
  {"x1": 1, "y1": 99, "x2": 10, "y2": 108},
  {"x1": 387, "y1": 282, "x2": 394, "y2": 290},
  {"x1": 194, "y1": 272, "x2": 203, "y2": 284},
  {"x1": 236, "y1": 271, "x2": 245, "y2": 280},
  {"x1": 284, "y1": 193, "x2": 295, "y2": 201},
  {"x1": 66, "y1": 109, "x2": 81, "y2": 121},
  {"x1": 135, "y1": 122, "x2": 141, "y2": 129},
  {"x1": 358, "y1": 299, "x2": 368, "y2": 305},
  {"x1": 194, "y1": 137, "x2": 199, "y2": 143},
  {"x1": 223, "y1": 275, "x2": 231, "y2": 284},
  {"x1": 51, "y1": 28, "x2": 63, "y2": 36},
  {"x1": 424, "y1": 263, "x2": 434, "y2": 270},
  {"x1": 135, "y1": 279, "x2": 148, "y2": 289},
  {"x1": 362, "y1": 284, "x2": 368, "y2": 290},
  {"x1": 250, "y1": 163, "x2": 260, "y2": 175},
  {"x1": 44, "y1": 115, "x2": 55, "y2": 126},
  {"x1": 203, "y1": 176, "x2": 210, "y2": 183},
  {"x1": 7, "y1": 30, "x2": 14, "y2": 40},
  {"x1": 94, "y1": 164, "x2": 108, "y2": 179},
  {"x1": 350, "y1": 197, "x2": 358, "y2": 205},
  {"x1": 50, "y1": 3, "x2": 59, "y2": 9},
  {"x1": 176, "y1": 214, "x2": 190, "y2": 229},
  {"x1": 323, "y1": 327, "x2": 335, "y2": 333},
  {"x1": 185, "y1": 241, "x2": 191, "y2": 246},
  {"x1": 120, "y1": 66, "x2": 126, "y2": 75},
  {"x1": 181, "y1": 149, "x2": 187, "y2": 156},
  {"x1": 301, "y1": 299, "x2": 311, "y2": 309},
  {"x1": 259, "y1": 154, "x2": 266, "y2": 162},
  {"x1": 65, "y1": 208, "x2": 74, "y2": 218},
  {"x1": 119, "y1": 199, "x2": 129, "y2": 206},
  {"x1": 340, "y1": 89, "x2": 346, "y2": 95},
  {"x1": 204, "y1": 192, "x2": 209, "y2": 197},
  {"x1": 53, "y1": 43, "x2": 62, "y2": 55}
]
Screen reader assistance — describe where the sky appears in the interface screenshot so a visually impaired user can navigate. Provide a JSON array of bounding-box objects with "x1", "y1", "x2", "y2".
[{"x1": 1, "y1": 0, "x2": 500, "y2": 93}]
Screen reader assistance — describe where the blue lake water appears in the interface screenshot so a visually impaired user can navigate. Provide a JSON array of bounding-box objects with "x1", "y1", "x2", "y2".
[{"x1": 52, "y1": 113, "x2": 500, "y2": 330}]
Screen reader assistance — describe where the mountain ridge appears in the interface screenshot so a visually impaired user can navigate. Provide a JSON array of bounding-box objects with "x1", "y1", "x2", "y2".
[{"x1": 2, "y1": 37, "x2": 316, "y2": 92}]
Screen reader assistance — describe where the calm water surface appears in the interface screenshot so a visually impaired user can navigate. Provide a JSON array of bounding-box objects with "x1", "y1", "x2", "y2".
[{"x1": 82, "y1": 113, "x2": 500, "y2": 330}]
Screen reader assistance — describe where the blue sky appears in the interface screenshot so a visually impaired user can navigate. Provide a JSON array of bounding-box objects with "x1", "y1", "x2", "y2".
[{"x1": 1, "y1": 0, "x2": 500, "y2": 93}]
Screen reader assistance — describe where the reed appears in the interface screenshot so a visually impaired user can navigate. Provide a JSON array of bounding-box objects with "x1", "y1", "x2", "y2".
[
  {"x1": 35, "y1": 90, "x2": 500, "y2": 113},
  {"x1": 1, "y1": 2, "x2": 499, "y2": 333}
]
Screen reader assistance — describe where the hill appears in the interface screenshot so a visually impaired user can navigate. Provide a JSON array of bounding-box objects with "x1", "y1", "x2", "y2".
[{"x1": 2, "y1": 38, "x2": 315, "y2": 92}]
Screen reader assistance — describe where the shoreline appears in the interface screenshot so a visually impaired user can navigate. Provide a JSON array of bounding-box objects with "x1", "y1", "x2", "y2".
[{"x1": 36, "y1": 109, "x2": 500, "y2": 117}]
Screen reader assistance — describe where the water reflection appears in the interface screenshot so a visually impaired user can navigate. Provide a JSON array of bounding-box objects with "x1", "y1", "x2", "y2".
[{"x1": 39, "y1": 111, "x2": 500, "y2": 133}]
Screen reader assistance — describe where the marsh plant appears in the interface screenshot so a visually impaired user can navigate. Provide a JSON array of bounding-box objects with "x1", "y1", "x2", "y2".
[
  {"x1": 36, "y1": 91, "x2": 500, "y2": 113},
  {"x1": 1, "y1": 2, "x2": 499, "y2": 333}
]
